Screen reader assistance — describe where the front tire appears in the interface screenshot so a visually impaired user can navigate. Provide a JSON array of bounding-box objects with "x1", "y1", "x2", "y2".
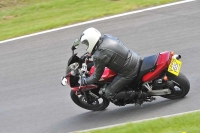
[
  {"x1": 161, "y1": 72, "x2": 190, "y2": 99},
  {"x1": 70, "y1": 90, "x2": 110, "y2": 111}
]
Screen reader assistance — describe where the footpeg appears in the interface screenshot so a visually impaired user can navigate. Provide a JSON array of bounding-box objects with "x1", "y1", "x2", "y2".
[{"x1": 148, "y1": 96, "x2": 156, "y2": 102}]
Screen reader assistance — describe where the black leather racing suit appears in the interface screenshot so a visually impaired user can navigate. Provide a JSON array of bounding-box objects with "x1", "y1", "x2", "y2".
[{"x1": 85, "y1": 34, "x2": 141, "y2": 99}]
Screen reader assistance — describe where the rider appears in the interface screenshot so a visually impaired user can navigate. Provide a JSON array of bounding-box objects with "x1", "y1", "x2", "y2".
[{"x1": 65, "y1": 27, "x2": 142, "y2": 101}]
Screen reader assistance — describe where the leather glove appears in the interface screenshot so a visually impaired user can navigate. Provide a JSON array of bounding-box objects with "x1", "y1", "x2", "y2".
[
  {"x1": 80, "y1": 54, "x2": 91, "y2": 63},
  {"x1": 61, "y1": 77, "x2": 67, "y2": 86},
  {"x1": 81, "y1": 77, "x2": 87, "y2": 86}
]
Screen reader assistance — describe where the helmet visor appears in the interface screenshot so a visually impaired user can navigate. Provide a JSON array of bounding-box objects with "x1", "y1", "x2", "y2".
[
  {"x1": 80, "y1": 33, "x2": 89, "y2": 50},
  {"x1": 81, "y1": 39, "x2": 89, "y2": 50}
]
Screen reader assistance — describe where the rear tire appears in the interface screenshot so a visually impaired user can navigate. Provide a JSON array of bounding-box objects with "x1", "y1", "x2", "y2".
[
  {"x1": 70, "y1": 90, "x2": 110, "y2": 111},
  {"x1": 161, "y1": 72, "x2": 190, "y2": 99}
]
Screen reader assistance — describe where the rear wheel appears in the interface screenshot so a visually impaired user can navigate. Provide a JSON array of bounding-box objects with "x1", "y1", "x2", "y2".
[
  {"x1": 161, "y1": 72, "x2": 190, "y2": 99},
  {"x1": 70, "y1": 90, "x2": 110, "y2": 111}
]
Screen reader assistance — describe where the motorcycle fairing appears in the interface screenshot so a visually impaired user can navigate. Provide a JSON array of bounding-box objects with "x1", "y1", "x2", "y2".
[
  {"x1": 142, "y1": 51, "x2": 171, "y2": 82},
  {"x1": 72, "y1": 84, "x2": 98, "y2": 91},
  {"x1": 66, "y1": 73, "x2": 79, "y2": 87},
  {"x1": 90, "y1": 66, "x2": 117, "y2": 81},
  {"x1": 66, "y1": 73, "x2": 99, "y2": 91},
  {"x1": 67, "y1": 53, "x2": 79, "y2": 66}
]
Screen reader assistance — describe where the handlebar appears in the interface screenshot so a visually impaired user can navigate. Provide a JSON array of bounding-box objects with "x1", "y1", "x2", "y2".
[{"x1": 80, "y1": 52, "x2": 91, "y2": 63}]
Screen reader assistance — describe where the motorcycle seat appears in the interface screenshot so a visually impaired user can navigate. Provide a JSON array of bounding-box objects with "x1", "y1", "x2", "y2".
[{"x1": 137, "y1": 54, "x2": 159, "y2": 80}]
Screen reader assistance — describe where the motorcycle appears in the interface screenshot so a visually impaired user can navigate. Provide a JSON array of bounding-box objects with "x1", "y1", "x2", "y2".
[{"x1": 62, "y1": 39, "x2": 190, "y2": 111}]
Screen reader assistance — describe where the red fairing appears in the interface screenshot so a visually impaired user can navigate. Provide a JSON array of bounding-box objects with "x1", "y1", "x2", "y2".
[
  {"x1": 66, "y1": 72, "x2": 98, "y2": 91},
  {"x1": 66, "y1": 73, "x2": 72, "y2": 87},
  {"x1": 72, "y1": 84, "x2": 98, "y2": 92},
  {"x1": 90, "y1": 66, "x2": 117, "y2": 81},
  {"x1": 142, "y1": 51, "x2": 172, "y2": 82}
]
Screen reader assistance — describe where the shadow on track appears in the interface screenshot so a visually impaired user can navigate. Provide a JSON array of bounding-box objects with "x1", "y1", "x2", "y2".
[{"x1": 49, "y1": 98, "x2": 187, "y2": 133}]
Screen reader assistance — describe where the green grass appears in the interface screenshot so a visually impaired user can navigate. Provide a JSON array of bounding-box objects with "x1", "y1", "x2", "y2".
[
  {"x1": 0, "y1": 0, "x2": 177, "y2": 41},
  {"x1": 82, "y1": 111, "x2": 200, "y2": 133}
]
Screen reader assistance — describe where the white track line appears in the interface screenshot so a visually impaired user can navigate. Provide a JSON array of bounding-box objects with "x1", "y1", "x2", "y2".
[
  {"x1": 0, "y1": 0, "x2": 195, "y2": 44},
  {"x1": 74, "y1": 109, "x2": 200, "y2": 133}
]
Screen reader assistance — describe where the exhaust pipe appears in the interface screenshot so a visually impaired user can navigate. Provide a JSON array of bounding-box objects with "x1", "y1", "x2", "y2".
[
  {"x1": 173, "y1": 54, "x2": 181, "y2": 59},
  {"x1": 148, "y1": 89, "x2": 171, "y2": 96}
]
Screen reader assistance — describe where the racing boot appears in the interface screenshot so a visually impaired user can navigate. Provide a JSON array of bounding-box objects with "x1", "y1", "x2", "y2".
[
  {"x1": 105, "y1": 89, "x2": 138, "y2": 100},
  {"x1": 114, "y1": 90, "x2": 138, "y2": 99},
  {"x1": 136, "y1": 91, "x2": 148, "y2": 105}
]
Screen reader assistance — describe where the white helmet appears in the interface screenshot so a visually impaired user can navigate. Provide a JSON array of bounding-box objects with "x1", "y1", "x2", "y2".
[{"x1": 80, "y1": 28, "x2": 101, "y2": 54}]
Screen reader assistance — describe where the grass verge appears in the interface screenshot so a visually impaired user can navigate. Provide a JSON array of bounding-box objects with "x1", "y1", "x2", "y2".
[
  {"x1": 81, "y1": 111, "x2": 200, "y2": 133},
  {"x1": 0, "y1": 0, "x2": 177, "y2": 41}
]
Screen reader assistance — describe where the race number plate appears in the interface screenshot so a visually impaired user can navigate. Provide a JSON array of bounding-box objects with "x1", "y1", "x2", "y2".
[{"x1": 168, "y1": 58, "x2": 182, "y2": 76}]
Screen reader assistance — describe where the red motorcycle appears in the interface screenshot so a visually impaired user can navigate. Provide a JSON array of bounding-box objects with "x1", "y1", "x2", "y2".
[{"x1": 63, "y1": 40, "x2": 190, "y2": 111}]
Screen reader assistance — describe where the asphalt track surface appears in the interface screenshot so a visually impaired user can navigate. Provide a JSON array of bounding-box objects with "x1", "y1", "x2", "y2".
[{"x1": 0, "y1": 1, "x2": 200, "y2": 133}]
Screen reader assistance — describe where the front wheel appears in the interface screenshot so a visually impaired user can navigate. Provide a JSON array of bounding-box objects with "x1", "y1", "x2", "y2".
[
  {"x1": 161, "y1": 72, "x2": 190, "y2": 99},
  {"x1": 70, "y1": 90, "x2": 110, "y2": 111}
]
